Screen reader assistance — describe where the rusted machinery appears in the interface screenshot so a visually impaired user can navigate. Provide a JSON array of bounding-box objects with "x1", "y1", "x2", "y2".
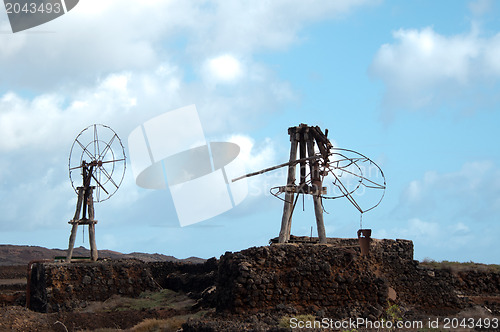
[{"x1": 233, "y1": 124, "x2": 385, "y2": 249}]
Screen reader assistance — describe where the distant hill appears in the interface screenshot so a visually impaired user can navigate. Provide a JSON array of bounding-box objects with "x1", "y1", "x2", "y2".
[{"x1": 0, "y1": 245, "x2": 205, "y2": 266}]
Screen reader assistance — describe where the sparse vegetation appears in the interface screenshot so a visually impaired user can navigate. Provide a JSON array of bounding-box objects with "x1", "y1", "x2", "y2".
[
  {"x1": 383, "y1": 303, "x2": 402, "y2": 331},
  {"x1": 78, "y1": 312, "x2": 208, "y2": 332},
  {"x1": 80, "y1": 289, "x2": 195, "y2": 313},
  {"x1": 385, "y1": 303, "x2": 402, "y2": 323},
  {"x1": 130, "y1": 317, "x2": 186, "y2": 332},
  {"x1": 420, "y1": 259, "x2": 500, "y2": 272},
  {"x1": 71, "y1": 289, "x2": 210, "y2": 332}
]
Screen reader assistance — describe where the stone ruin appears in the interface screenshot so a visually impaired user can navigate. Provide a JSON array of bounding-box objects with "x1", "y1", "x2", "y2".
[{"x1": 28, "y1": 238, "x2": 500, "y2": 320}]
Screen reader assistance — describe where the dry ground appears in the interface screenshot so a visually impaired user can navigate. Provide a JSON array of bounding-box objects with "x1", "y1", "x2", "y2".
[{"x1": 0, "y1": 264, "x2": 209, "y2": 331}]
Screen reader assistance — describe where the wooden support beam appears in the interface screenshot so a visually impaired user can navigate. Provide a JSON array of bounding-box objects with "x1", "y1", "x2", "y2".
[
  {"x1": 89, "y1": 223, "x2": 97, "y2": 261},
  {"x1": 67, "y1": 185, "x2": 99, "y2": 262},
  {"x1": 299, "y1": 131, "x2": 306, "y2": 186},
  {"x1": 278, "y1": 134, "x2": 298, "y2": 243},
  {"x1": 73, "y1": 187, "x2": 84, "y2": 221},
  {"x1": 87, "y1": 187, "x2": 98, "y2": 261},
  {"x1": 66, "y1": 223, "x2": 78, "y2": 263},
  {"x1": 306, "y1": 133, "x2": 327, "y2": 244}
]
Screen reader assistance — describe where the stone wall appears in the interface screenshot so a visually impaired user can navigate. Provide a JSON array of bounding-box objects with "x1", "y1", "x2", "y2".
[
  {"x1": 29, "y1": 259, "x2": 218, "y2": 313},
  {"x1": 150, "y1": 258, "x2": 218, "y2": 295},
  {"x1": 216, "y1": 244, "x2": 388, "y2": 319},
  {"x1": 215, "y1": 239, "x2": 468, "y2": 319},
  {"x1": 28, "y1": 238, "x2": 499, "y2": 318},
  {"x1": 454, "y1": 269, "x2": 500, "y2": 295}
]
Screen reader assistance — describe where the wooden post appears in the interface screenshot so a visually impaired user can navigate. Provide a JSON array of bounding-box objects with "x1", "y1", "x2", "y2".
[
  {"x1": 88, "y1": 223, "x2": 97, "y2": 261},
  {"x1": 306, "y1": 132, "x2": 327, "y2": 244},
  {"x1": 66, "y1": 223, "x2": 78, "y2": 263},
  {"x1": 285, "y1": 131, "x2": 302, "y2": 241},
  {"x1": 278, "y1": 128, "x2": 298, "y2": 243},
  {"x1": 299, "y1": 131, "x2": 306, "y2": 187},
  {"x1": 67, "y1": 182, "x2": 99, "y2": 262},
  {"x1": 67, "y1": 187, "x2": 84, "y2": 262},
  {"x1": 72, "y1": 187, "x2": 84, "y2": 221},
  {"x1": 87, "y1": 187, "x2": 98, "y2": 261}
]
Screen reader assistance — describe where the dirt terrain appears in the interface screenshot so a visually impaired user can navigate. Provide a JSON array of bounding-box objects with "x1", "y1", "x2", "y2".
[
  {"x1": 0, "y1": 245, "x2": 209, "y2": 331},
  {"x1": 0, "y1": 244, "x2": 205, "y2": 266},
  {"x1": 0, "y1": 290, "x2": 204, "y2": 331},
  {"x1": 0, "y1": 261, "x2": 206, "y2": 331}
]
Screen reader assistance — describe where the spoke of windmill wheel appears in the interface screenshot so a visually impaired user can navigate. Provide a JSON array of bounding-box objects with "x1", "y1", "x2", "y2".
[
  {"x1": 100, "y1": 134, "x2": 117, "y2": 160},
  {"x1": 91, "y1": 172, "x2": 109, "y2": 195},
  {"x1": 94, "y1": 124, "x2": 100, "y2": 160},
  {"x1": 96, "y1": 179, "x2": 100, "y2": 202},
  {"x1": 328, "y1": 158, "x2": 384, "y2": 188},
  {"x1": 325, "y1": 165, "x2": 361, "y2": 198},
  {"x1": 329, "y1": 156, "x2": 359, "y2": 166},
  {"x1": 339, "y1": 166, "x2": 385, "y2": 189},
  {"x1": 99, "y1": 166, "x2": 119, "y2": 189},
  {"x1": 331, "y1": 173, "x2": 363, "y2": 212},
  {"x1": 75, "y1": 139, "x2": 96, "y2": 161},
  {"x1": 326, "y1": 156, "x2": 363, "y2": 181},
  {"x1": 98, "y1": 166, "x2": 102, "y2": 201},
  {"x1": 330, "y1": 155, "x2": 385, "y2": 189},
  {"x1": 360, "y1": 178, "x2": 386, "y2": 189}
]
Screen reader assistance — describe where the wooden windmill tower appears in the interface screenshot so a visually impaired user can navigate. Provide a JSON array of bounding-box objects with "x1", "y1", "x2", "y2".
[{"x1": 67, "y1": 124, "x2": 126, "y2": 261}]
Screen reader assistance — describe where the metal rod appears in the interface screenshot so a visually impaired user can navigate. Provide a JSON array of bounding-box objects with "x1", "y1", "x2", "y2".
[{"x1": 232, "y1": 155, "x2": 323, "y2": 182}]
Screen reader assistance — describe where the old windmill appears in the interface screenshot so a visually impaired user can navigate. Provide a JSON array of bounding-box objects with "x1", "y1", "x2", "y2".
[
  {"x1": 66, "y1": 124, "x2": 126, "y2": 261},
  {"x1": 232, "y1": 124, "x2": 385, "y2": 246}
]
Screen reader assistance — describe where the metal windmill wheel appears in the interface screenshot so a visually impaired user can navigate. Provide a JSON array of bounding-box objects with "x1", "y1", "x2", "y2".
[
  {"x1": 66, "y1": 124, "x2": 126, "y2": 262},
  {"x1": 69, "y1": 124, "x2": 126, "y2": 202}
]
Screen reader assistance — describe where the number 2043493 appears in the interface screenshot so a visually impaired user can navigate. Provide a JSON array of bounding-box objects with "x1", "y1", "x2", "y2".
[
  {"x1": 5, "y1": 2, "x2": 62, "y2": 14},
  {"x1": 442, "y1": 317, "x2": 498, "y2": 330}
]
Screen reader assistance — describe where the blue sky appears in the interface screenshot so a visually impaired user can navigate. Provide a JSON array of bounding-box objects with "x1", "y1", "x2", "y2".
[{"x1": 0, "y1": 0, "x2": 499, "y2": 263}]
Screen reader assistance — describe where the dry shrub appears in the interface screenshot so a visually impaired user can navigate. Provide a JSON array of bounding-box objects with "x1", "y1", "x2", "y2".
[
  {"x1": 80, "y1": 295, "x2": 132, "y2": 313},
  {"x1": 131, "y1": 317, "x2": 186, "y2": 332}
]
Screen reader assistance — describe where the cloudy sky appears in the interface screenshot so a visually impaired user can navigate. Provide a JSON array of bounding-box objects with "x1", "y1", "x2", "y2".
[{"x1": 1, "y1": 0, "x2": 499, "y2": 263}]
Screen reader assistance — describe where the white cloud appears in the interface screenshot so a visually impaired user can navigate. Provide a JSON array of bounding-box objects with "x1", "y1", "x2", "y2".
[
  {"x1": 376, "y1": 217, "x2": 440, "y2": 242},
  {"x1": 0, "y1": 72, "x2": 140, "y2": 152},
  {"x1": 395, "y1": 161, "x2": 500, "y2": 225},
  {"x1": 389, "y1": 161, "x2": 500, "y2": 262},
  {"x1": 205, "y1": 55, "x2": 243, "y2": 82},
  {"x1": 375, "y1": 217, "x2": 487, "y2": 262},
  {"x1": 370, "y1": 25, "x2": 500, "y2": 113},
  {"x1": 0, "y1": 0, "x2": 377, "y2": 92},
  {"x1": 225, "y1": 134, "x2": 279, "y2": 197}
]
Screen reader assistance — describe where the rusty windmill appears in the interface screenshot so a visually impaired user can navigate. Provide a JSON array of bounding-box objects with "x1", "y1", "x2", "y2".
[
  {"x1": 66, "y1": 124, "x2": 126, "y2": 261},
  {"x1": 232, "y1": 124, "x2": 385, "y2": 244}
]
